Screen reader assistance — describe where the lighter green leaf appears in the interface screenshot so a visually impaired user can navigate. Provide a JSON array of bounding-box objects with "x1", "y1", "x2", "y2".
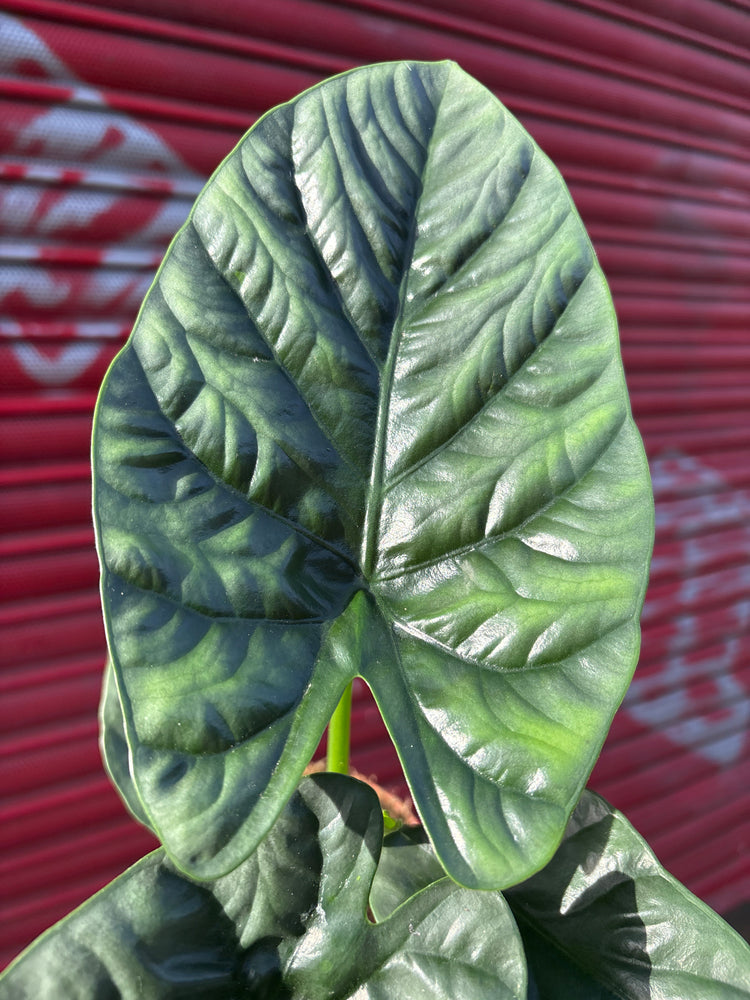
[
  {"x1": 0, "y1": 775, "x2": 527, "y2": 999},
  {"x1": 93, "y1": 59, "x2": 653, "y2": 886}
]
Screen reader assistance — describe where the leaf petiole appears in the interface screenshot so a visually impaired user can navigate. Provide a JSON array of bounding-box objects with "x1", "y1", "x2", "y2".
[{"x1": 326, "y1": 681, "x2": 353, "y2": 774}]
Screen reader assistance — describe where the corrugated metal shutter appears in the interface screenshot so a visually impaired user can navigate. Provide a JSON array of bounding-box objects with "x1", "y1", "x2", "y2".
[{"x1": 2, "y1": 0, "x2": 748, "y2": 965}]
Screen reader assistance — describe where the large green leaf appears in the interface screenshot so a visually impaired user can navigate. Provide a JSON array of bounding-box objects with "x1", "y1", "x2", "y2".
[
  {"x1": 0, "y1": 774, "x2": 527, "y2": 999},
  {"x1": 93, "y1": 59, "x2": 653, "y2": 886},
  {"x1": 371, "y1": 790, "x2": 750, "y2": 998}
]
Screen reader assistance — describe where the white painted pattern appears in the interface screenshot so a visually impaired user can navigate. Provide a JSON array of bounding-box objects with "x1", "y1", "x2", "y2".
[
  {"x1": 626, "y1": 453, "x2": 750, "y2": 765},
  {"x1": 0, "y1": 13, "x2": 200, "y2": 388}
]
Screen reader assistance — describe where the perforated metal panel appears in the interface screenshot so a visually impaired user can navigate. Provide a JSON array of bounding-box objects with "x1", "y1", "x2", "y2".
[{"x1": 2, "y1": 0, "x2": 748, "y2": 965}]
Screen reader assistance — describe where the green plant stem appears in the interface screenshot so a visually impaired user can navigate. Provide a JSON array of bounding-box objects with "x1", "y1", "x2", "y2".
[{"x1": 327, "y1": 682, "x2": 353, "y2": 774}]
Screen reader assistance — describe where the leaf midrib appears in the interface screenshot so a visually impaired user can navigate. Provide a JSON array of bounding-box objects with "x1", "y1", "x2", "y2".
[{"x1": 360, "y1": 71, "x2": 449, "y2": 578}]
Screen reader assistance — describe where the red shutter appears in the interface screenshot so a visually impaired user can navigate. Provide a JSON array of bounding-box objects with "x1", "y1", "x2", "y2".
[{"x1": 1, "y1": 0, "x2": 748, "y2": 965}]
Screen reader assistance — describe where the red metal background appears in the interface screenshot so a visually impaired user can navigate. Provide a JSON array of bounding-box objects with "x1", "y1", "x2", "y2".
[{"x1": 1, "y1": 0, "x2": 749, "y2": 966}]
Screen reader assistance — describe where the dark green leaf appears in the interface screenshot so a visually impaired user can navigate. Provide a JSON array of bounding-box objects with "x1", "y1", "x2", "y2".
[
  {"x1": 0, "y1": 774, "x2": 527, "y2": 999},
  {"x1": 505, "y1": 789, "x2": 750, "y2": 998},
  {"x1": 93, "y1": 59, "x2": 653, "y2": 886},
  {"x1": 521, "y1": 925, "x2": 626, "y2": 1000}
]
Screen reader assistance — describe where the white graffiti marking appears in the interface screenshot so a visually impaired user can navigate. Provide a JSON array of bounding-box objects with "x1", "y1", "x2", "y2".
[
  {"x1": 10, "y1": 342, "x2": 102, "y2": 385},
  {"x1": 626, "y1": 454, "x2": 750, "y2": 765},
  {"x1": 1, "y1": 12, "x2": 200, "y2": 387}
]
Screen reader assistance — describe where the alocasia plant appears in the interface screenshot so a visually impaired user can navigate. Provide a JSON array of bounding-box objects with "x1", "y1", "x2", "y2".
[{"x1": 1, "y1": 60, "x2": 748, "y2": 998}]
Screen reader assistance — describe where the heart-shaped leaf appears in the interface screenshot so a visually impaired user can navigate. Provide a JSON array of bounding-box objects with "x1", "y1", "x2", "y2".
[
  {"x1": 0, "y1": 774, "x2": 528, "y2": 999},
  {"x1": 93, "y1": 59, "x2": 653, "y2": 886}
]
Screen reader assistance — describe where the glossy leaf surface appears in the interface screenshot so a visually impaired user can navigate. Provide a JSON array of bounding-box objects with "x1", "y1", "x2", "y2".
[
  {"x1": 371, "y1": 790, "x2": 750, "y2": 998},
  {"x1": 0, "y1": 774, "x2": 527, "y2": 999},
  {"x1": 93, "y1": 59, "x2": 653, "y2": 886}
]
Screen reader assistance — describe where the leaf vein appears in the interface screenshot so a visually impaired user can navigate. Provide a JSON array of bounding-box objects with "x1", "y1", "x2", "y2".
[
  {"x1": 204, "y1": 175, "x2": 360, "y2": 466},
  {"x1": 377, "y1": 388, "x2": 624, "y2": 581},
  {"x1": 415, "y1": 144, "x2": 537, "y2": 308},
  {"x1": 383, "y1": 258, "x2": 593, "y2": 495},
  {"x1": 291, "y1": 113, "x2": 383, "y2": 373},
  {"x1": 131, "y1": 338, "x2": 359, "y2": 575},
  {"x1": 110, "y1": 569, "x2": 327, "y2": 627}
]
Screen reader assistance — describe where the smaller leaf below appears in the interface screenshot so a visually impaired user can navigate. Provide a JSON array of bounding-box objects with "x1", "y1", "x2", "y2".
[
  {"x1": 0, "y1": 774, "x2": 528, "y2": 1000},
  {"x1": 505, "y1": 789, "x2": 750, "y2": 999}
]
